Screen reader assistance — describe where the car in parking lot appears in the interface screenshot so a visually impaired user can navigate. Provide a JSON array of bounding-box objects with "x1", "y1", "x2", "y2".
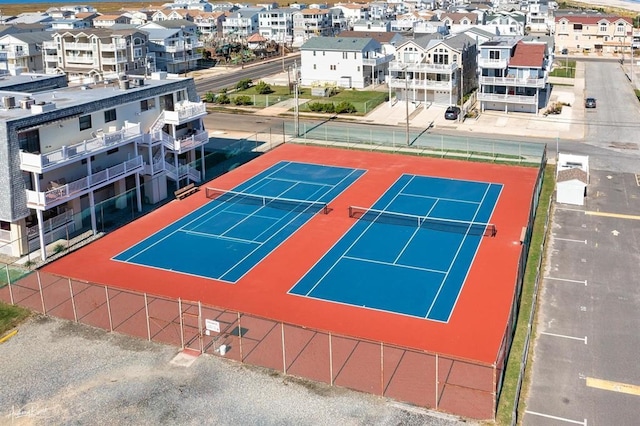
[
  {"x1": 444, "y1": 106, "x2": 461, "y2": 120},
  {"x1": 585, "y1": 97, "x2": 596, "y2": 108}
]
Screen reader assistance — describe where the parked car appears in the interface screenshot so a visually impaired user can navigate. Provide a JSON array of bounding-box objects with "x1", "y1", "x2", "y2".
[
  {"x1": 585, "y1": 97, "x2": 596, "y2": 108},
  {"x1": 445, "y1": 106, "x2": 461, "y2": 120},
  {"x1": 561, "y1": 48, "x2": 568, "y2": 55}
]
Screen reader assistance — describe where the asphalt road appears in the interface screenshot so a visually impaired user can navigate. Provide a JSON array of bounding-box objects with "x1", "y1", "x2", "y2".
[{"x1": 195, "y1": 55, "x2": 299, "y2": 95}]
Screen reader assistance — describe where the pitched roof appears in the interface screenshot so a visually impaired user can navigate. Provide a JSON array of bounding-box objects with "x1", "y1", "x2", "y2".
[
  {"x1": 1, "y1": 31, "x2": 52, "y2": 44},
  {"x1": 557, "y1": 168, "x2": 588, "y2": 184},
  {"x1": 246, "y1": 32, "x2": 267, "y2": 42},
  {"x1": 509, "y1": 42, "x2": 546, "y2": 68},
  {"x1": 555, "y1": 15, "x2": 632, "y2": 25},
  {"x1": 301, "y1": 36, "x2": 379, "y2": 51},
  {"x1": 338, "y1": 30, "x2": 401, "y2": 44},
  {"x1": 440, "y1": 13, "x2": 479, "y2": 24}
]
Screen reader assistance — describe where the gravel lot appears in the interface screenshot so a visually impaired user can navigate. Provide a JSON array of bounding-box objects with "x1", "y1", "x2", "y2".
[{"x1": 0, "y1": 315, "x2": 475, "y2": 426}]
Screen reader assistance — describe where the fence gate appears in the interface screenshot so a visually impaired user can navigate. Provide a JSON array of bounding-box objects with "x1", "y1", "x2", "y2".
[{"x1": 180, "y1": 301, "x2": 202, "y2": 353}]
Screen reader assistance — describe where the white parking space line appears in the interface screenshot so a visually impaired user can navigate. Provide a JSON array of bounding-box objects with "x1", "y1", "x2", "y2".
[
  {"x1": 525, "y1": 410, "x2": 587, "y2": 425},
  {"x1": 555, "y1": 237, "x2": 587, "y2": 244},
  {"x1": 555, "y1": 206, "x2": 586, "y2": 213},
  {"x1": 544, "y1": 276, "x2": 588, "y2": 286},
  {"x1": 540, "y1": 331, "x2": 587, "y2": 344}
]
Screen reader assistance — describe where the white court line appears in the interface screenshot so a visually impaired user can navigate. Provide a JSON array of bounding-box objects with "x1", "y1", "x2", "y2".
[
  {"x1": 342, "y1": 255, "x2": 446, "y2": 275},
  {"x1": 179, "y1": 229, "x2": 258, "y2": 245},
  {"x1": 525, "y1": 410, "x2": 587, "y2": 425},
  {"x1": 555, "y1": 237, "x2": 587, "y2": 244},
  {"x1": 545, "y1": 276, "x2": 588, "y2": 286},
  {"x1": 540, "y1": 331, "x2": 587, "y2": 344}
]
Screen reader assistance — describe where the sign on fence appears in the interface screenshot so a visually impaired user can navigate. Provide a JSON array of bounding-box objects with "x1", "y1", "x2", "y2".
[{"x1": 205, "y1": 319, "x2": 220, "y2": 333}]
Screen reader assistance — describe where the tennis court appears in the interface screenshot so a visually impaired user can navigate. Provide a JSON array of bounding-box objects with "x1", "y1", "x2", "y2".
[
  {"x1": 290, "y1": 174, "x2": 502, "y2": 322},
  {"x1": 113, "y1": 161, "x2": 364, "y2": 282}
]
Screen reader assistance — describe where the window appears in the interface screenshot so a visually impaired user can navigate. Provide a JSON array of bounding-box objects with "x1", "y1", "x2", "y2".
[
  {"x1": 18, "y1": 129, "x2": 40, "y2": 153},
  {"x1": 330, "y1": 65, "x2": 336, "y2": 70},
  {"x1": 313, "y1": 64, "x2": 316, "y2": 69},
  {"x1": 573, "y1": 24, "x2": 583, "y2": 31},
  {"x1": 357, "y1": 66, "x2": 360, "y2": 71},
  {"x1": 79, "y1": 115, "x2": 92, "y2": 131},
  {"x1": 617, "y1": 23, "x2": 625, "y2": 33},
  {"x1": 104, "y1": 109, "x2": 116, "y2": 123},
  {"x1": 140, "y1": 98, "x2": 155, "y2": 111},
  {"x1": 600, "y1": 23, "x2": 607, "y2": 32},
  {"x1": 343, "y1": 52, "x2": 347, "y2": 59}
]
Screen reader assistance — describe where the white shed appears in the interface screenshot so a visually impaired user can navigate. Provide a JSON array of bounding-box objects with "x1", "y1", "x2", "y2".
[{"x1": 556, "y1": 168, "x2": 588, "y2": 205}]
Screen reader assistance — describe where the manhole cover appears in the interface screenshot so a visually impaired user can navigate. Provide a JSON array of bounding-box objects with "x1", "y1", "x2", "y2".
[{"x1": 608, "y1": 142, "x2": 638, "y2": 150}]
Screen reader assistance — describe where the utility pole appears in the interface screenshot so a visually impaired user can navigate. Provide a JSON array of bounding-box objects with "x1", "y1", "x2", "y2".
[{"x1": 294, "y1": 61, "x2": 299, "y2": 137}]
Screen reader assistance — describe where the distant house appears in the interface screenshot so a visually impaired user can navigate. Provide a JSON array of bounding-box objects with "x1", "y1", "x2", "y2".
[
  {"x1": 139, "y1": 20, "x2": 202, "y2": 73},
  {"x1": 554, "y1": 13, "x2": 632, "y2": 55},
  {"x1": 93, "y1": 14, "x2": 132, "y2": 29},
  {"x1": 0, "y1": 32, "x2": 52, "y2": 74},
  {"x1": 300, "y1": 36, "x2": 393, "y2": 88}
]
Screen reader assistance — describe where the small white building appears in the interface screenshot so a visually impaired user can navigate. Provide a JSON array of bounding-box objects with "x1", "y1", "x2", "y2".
[{"x1": 556, "y1": 153, "x2": 589, "y2": 206}]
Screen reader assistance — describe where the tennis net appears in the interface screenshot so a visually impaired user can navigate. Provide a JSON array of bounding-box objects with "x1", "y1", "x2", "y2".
[
  {"x1": 348, "y1": 206, "x2": 496, "y2": 237},
  {"x1": 206, "y1": 187, "x2": 329, "y2": 214}
]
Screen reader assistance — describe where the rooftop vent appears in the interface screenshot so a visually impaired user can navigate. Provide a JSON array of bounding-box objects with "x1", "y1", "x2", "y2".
[
  {"x1": 20, "y1": 97, "x2": 35, "y2": 110},
  {"x1": 2, "y1": 96, "x2": 15, "y2": 109}
]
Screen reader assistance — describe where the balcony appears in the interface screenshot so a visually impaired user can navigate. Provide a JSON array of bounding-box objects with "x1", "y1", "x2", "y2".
[
  {"x1": 388, "y1": 77, "x2": 453, "y2": 90},
  {"x1": 20, "y1": 123, "x2": 143, "y2": 174},
  {"x1": 479, "y1": 75, "x2": 547, "y2": 88},
  {"x1": 362, "y1": 53, "x2": 394, "y2": 66},
  {"x1": 64, "y1": 42, "x2": 93, "y2": 50},
  {"x1": 164, "y1": 44, "x2": 186, "y2": 53},
  {"x1": 44, "y1": 54, "x2": 59, "y2": 63},
  {"x1": 65, "y1": 55, "x2": 96, "y2": 64},
  {"x1": 478, "y1": 57, "x2": 508, "y2": 69},
  {"x1": 389, "y1": 61, "x2": 458, "y2": 73},
  {"x1": 164, "y1": 102, "x2": 207, "y2": 126},
  {"x1": 101, "y1": 56, "x2": 128, "y2": 64},
  {"x1": 477, "y1": 92, "x2": 538, "y2": 105},
  {"x1": 166, "y1": 53, "x2": 202, "y2": 64},
  {"x1": 43, "y1": 41, "x2": 57, "y2": 50},
  {"x1": 101, "y1": 41, "x2": 127, "y2": 51},
  {"x1": 25, "y1": 156, "x2": 144, "y2": 210},
  {"x1": 153, "y1": 129, "x2": 209, "y2": 154},
  {"x1": 4, "y1": 50, "x2": 28, "y2": 59}
]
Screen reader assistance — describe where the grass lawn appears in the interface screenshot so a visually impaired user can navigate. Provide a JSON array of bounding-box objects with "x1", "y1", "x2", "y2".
[
  {"x1": 495, "y1": 165, "x2": 554, "y2": 425},
  {"x1": 550, "y1": 60, "x2": 576, "y2": 78},
  {"x1": 0, "y1": 302, "x2": 30, "y2": 338}
]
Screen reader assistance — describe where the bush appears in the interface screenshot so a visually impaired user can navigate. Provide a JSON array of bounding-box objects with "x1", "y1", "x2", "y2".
[
  {"x1": 255, "y1": 81, "x2": 274, "y2": 94},
  {"x1": 335, "y1": 101, "x2": 356, "y2": 114},
  {"x1": 307, "y1": 102, "x2": 335, "y2": 113},
  {"x1": 236, "y1": 79, "x2": 252, "y2": 91},
  {"x1": 233, "y1": 95, "x2": 253, "y2": 106},
  {"x1": 216, "y1": 94, "x2": 230, "y2": 104},
  {"x1": 203, "y1": 91, "x2": 215, "y2": 103}
]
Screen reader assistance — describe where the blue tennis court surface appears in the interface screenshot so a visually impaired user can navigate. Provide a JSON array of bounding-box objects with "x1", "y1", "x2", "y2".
[
  {"x1": 289, "y1": 174, "x2": 502, "y2": 322},
  {"x1": 114, "y1": 161, "x2": 365, "y2": 283}
]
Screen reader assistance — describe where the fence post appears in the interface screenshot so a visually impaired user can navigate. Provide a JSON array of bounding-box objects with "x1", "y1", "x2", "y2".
[
  {"x1": 329, "y1": 332, "x2": 333, "y2": 386},
  {"x1": 238, "y1": 311, "x2": 243, "y2": 362},
  {"x1": 380, "y1": 342, "x2": 384, "y2": 396},
  {"x1": 7, "y1": 265, "x2": 14, "y2": 305},
  {"x1": 179, "y1": 298, "x2": 184, "y2": 349},
  {"x1": 105, "y1": 286, "x2": 113, "y2": 332},
  {"x1": 435, "y1": 353, "x2": 439, "y2": 409},
  {"x1": 68, "y1": 278, "x2": 77, "y2": 322},
  {"x1": 198, "y1": 301, "x2": 203, "y2": 354},
  {"x1": 144, "y1": 293, "x2": 151, "y2": 341},
  {"x1": 36, "y1": 270, "x2": 46, "y2": 314},
  {"x1": 281, "y1": 322, "x2": 287, "y2": 374}
]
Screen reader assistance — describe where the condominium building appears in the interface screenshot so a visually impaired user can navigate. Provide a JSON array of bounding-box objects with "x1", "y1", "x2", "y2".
[
  {"x1": 388, "y1": 33, "x2": 477, "y2": 106},
  {"x1": 258, "y1": 8, "x2": 296, "y2": 43},
  {"x1": 554, "y1": 13, "x2": 633, "y2": 54},
  {"x1": 43, "y1": 28, "x2": 149, "y2": 84},
  {"x1": 0, "y1": 72, "x2": 208, "y2": 260},
  {"x1": 477, "y1": 37, "x2": 549, "y2": 114},
  {"x1": 0, "y1": 32, "x2": 52, "y2": 74},
  {"x1": 139, "y1": 20, "x2": 203, "y2": 74}
]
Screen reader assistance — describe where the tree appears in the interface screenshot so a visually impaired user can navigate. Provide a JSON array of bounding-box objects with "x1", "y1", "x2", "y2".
[{"x1": 255, "y1": 81, "x2": 273, "y2": 94}]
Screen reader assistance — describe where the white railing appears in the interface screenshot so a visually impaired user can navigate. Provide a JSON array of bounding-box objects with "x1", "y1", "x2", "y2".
[
  {"x1": 164, "y1": 44, "x2": 185, "y2": 53},
  {"x1": 143, "y1": 157, "x2": 165, "y2": 176},
  {"x1": 66, "y1": 55, "x2": 96, "y2": 64},
  {"x1": 43, "y1": 41, "x2": 57, "y2": 50},
  {"x1": 27, "y1": 210, "x2": 74, "y2": 240},
  {"x1": 480, "y1": 76, "x2": 547, "y2": 88},
  {"x1": 389, "y1": 61, "x2": 458, "y2": 73},
  {"x1": 166, "y1": 53, "x2": 202, "y2": 63},
  {"x1": 101, "y1": 57, "x2": 128, "y2": 64},
  {"x1": 173, "y1": 130, "x2": 209, "y2": 152},
  {"x1": 149, "y1": 111, "x2": 165, "y2": 135},
  {"x1": 478, "y1": 57, "x2": 508, "y2": 68},
  {"x1": 163, "y1": 160, "x2": 199, "y2": 182},
  {"x1": 25, "y1": 156, "x2": 143, "y2": 209},
  {"x1": 44, "y1": 54, "x2": 59, "y2": 62},
  {"x1": 164, "y1": 102, "x2": 207, "y2": 125},
  {"x1": 388, "y1": 77, "x2": 452, "y2": 90},
  {"x1": 19, "y1": 123, "x2": 142, "y2": 174},
  {"x1": 27, "y1": 211, "x2": 76, "y2": 252},
  {"x1": 362, "y1": 54, "x2": 394, "y2": 66},
  {"x1": 5, "y1": 50, "x2": 28, "y2": 58},
  {"x1": 477, "y1": 92, "x2": 538, "y2": 104},
  {"x1": 101, "y1": 41, "x2": 127, "y2": 50},
  {"x1": 64, "y1": 42, "x2": 93, "y2": 50}
]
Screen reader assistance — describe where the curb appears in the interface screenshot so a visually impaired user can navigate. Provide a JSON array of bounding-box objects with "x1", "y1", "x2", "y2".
[{"x1": 0, "y1": 329, "x2": 18, "y2": 343}]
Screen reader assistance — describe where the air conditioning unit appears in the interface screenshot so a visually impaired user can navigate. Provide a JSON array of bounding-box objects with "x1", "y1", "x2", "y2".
[
  {"x1": 2, "y1": 96, "x2": 15, "y2": 109},
  {"x1": 20, "y1": 97, "x2": 35, "y2": 109}
]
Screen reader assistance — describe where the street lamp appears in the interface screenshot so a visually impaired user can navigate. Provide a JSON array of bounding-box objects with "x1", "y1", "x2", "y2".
[{"x1": 401, "y1": 64, "x2": 410, "y2": 146}]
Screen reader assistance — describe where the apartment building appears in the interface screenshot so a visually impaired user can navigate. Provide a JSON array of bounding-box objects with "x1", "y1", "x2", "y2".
[
  {"x1": 0, "y1": 72, "x2": 208, "y2": 260},
  {"x1": 388, "y1": 33, "x2": 477, "y2": 106},
  {"x1": 477, "y1": 37, "x2": 549, "y2": 114},
  {"x1": 293, "y1": 9, "x2": 333, "y2": 45},
  {"x1": 258, "y1": 8, "x2": 297, "y2": 43},
  {"x1": 554, "y1": 13, "x2": 633, "y2": 54},
  {"x1": 222, "y1": 8, "x2": 263, "y2": 37},
  {"x1": 43, "y1": 29, "x2": 149, "y2": 84},
  {"x1": 0, "y1": 32, "x2": 52, "y2": 74},
  {"x1": 300, "y1": 36, "x2": 394, "y2": 88}
]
